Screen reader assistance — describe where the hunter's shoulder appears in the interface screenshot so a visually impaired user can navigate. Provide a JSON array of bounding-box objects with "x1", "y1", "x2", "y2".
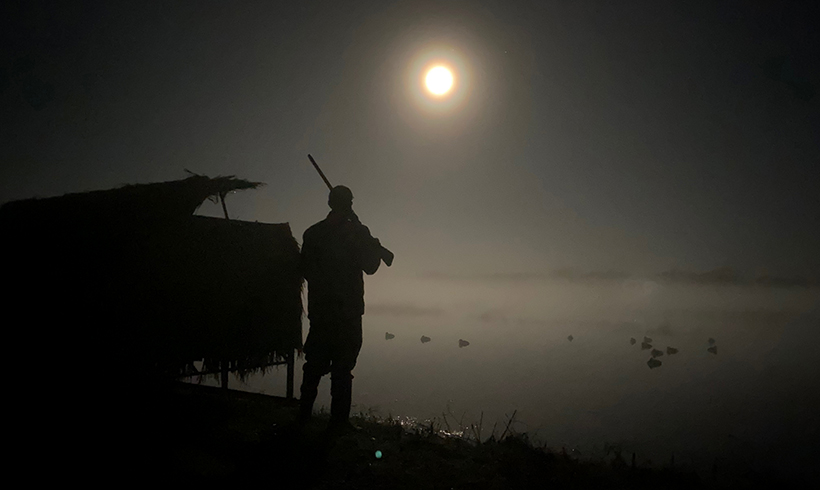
[
  {"x1": 302, "y1": 221, "x2": 326, "y2": 242},
  {"x1": 348, "y1": 217, "x2": 372, "y2": 236}
]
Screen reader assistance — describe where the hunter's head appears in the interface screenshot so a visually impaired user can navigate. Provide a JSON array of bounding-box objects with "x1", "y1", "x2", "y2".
[{"x1": 328, "y1": 185, "x2": 354, "y2": 212}]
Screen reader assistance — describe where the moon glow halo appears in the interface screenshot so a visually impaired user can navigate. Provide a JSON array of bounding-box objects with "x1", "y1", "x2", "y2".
[
  {"x1": 407, "y1": 47, "x2": 470, "y2": 114},
  {"x1": 425, "y1": 66, "x2": 454, "y2": 96}
]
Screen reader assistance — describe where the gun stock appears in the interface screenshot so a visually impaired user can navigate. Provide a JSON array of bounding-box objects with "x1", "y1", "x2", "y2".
[{"x1": 380, "y1": 246, "x2": 394, "y2": 267}]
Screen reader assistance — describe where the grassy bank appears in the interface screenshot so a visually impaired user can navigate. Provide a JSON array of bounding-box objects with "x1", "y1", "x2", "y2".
[{"x1": 108, "y1": 382, "x2": 799, "y2": 488}]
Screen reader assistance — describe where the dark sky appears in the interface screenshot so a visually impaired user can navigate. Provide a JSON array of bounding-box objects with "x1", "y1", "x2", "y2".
[{"x1": 3, "y1": 0, "x2": 818, "y2": 278}]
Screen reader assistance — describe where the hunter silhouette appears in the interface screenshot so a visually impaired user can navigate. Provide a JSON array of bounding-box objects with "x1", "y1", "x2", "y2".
[{"x1": 298, "y1": 185, "x2": 384, "y2": 431}]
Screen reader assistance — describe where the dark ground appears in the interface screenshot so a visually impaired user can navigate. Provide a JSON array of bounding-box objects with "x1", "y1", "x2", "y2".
[{"x1": 60, "y1": 381, "x2": 803, "y2": 489}]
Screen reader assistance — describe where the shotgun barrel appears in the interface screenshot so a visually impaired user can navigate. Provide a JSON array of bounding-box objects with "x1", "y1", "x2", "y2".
[{"x1": 308, "y1": 154, "x2": 333, "y2": 191}]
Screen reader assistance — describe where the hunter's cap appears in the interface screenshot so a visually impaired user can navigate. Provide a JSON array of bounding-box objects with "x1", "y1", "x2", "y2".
[{"x1": 329, "y1": 185, "x2": 354, "y2": 209}]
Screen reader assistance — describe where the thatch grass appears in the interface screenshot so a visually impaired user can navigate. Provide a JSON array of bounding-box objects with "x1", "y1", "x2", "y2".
[
  {"x1": 2, "y1": 174, "x2": 302, "y2": 385},
  {"x1": 0, "y1": 174, "x2": 263, "y2": 224},
  {"x1": 132, "y1": 215, "x2": 303, "y2": 380}
]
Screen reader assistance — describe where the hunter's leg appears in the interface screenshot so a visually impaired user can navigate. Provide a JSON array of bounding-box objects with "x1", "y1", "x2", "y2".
[
  {"x1": 329, "y1": 318, "x2": 363, "y2": 426},
  {"x1": 299, "y1": 332, "x2": 331, "y2": 424}
]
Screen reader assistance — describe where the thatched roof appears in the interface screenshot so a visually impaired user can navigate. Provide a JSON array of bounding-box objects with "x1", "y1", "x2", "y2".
[
  {"x1": 0, "y1": 174, "x2": 263, "y2": 225},
  {"x1": 2, "y1": 174, "x2": 301, "y2": 383}
]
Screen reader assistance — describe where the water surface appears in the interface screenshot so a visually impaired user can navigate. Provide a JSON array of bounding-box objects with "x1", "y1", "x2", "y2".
[{"x1": 233, "y1": 275, "x2": 819, "y2": 478}]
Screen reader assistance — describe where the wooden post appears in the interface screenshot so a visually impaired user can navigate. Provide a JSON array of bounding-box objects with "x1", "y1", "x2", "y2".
[
  {"x1": 219, "y1": 191, "x2": 229, "y2": 390},
  {"x1": 219, "y1": 192, "x2": 230, "y2": 220},
  {"x1": 221, "y1": 361, "x2": 229, "y2": 390},
  {"x1": 286, "y1": 350, "x2": 294, "y2": 399}
]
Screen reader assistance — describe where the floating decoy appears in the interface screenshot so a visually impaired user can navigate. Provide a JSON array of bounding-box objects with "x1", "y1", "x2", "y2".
[
  {"x1": 643, "y1": 336, "x2": 653, "y2": 343},
  {"x1": 641, "y1": 341, "x2": 652, "y2": 350},
  {"x1": 666, "y1": 347, "x2": 679, "y2": 355},
  {"x1": 420, "y1": 335, "x2": 431, "y2": 343},
  {"x1": 651, "y1": 348, "x2": 664, "y2": 358},
  {"x1": 708, "y1": 338, "x2": 716, "y2": 345},
  {"x1": 707, "y1": 345, "x2": 717, "y2": 355},
  {"x1": 567, "y1": 335, "x2": 574, "y2": 342},
  {"x1": 458, "y1": 339, "x2": 470, "y2": 348},
  {"x1": 385, "y1": 332, "x2": 395, "y2": 340},
  {"x1": 630, "y1": 338, "x2": 636, "y2": 345},
  {"x1": 647, "y1": 358, "x2": 662, "y2": 369}
]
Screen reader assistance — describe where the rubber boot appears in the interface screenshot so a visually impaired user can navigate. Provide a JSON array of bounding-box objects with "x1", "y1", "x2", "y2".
[
  {"x1": 299, "y1": 370, "x2": 322, "y2": 426},
  {"x1": 329, "y1": 371, "x2": 353, "y2": 427}
]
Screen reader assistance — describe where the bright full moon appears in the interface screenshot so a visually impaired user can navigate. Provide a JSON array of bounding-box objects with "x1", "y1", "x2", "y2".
[{"x1": 425, "y1": 66, "x2": 453, "y2": 96}]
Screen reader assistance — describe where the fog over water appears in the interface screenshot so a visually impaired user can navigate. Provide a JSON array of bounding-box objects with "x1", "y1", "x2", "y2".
[{"x1": 215, "y1": 273, "x2": 820, "y2": 477}]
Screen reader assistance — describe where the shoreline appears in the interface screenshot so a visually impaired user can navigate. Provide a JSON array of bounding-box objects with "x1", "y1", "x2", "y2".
[{"x1": 149, "y1": 382, "x2": 808, "y2": 487}]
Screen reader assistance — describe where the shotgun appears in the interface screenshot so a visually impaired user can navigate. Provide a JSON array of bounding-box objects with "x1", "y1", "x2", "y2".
[{"x1": 307, "y1": 154, "x2": 394, "y2": 267}]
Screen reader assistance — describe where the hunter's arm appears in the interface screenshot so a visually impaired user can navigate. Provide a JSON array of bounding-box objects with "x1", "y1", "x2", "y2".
[{"x1": 357, "y1": 224, "x2": 382, "y2": 275}]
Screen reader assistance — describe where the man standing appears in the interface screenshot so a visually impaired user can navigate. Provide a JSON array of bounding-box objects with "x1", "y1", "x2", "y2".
[{"x1": 298, "y1": 185, "x2": 385, "y2": 431}]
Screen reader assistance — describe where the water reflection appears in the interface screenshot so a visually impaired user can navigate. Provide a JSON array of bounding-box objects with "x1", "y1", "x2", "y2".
[{"x1": 249, "y1": 276, "x2": 820, "y2": 479}]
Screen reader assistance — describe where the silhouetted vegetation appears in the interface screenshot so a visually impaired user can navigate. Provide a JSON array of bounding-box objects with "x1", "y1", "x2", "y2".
[{"x1": 131, "y1": 382, "x2": 806, "y2": 488}]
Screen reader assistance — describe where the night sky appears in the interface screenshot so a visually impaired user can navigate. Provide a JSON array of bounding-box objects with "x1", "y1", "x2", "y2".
[{"x1": 3, "y1": 0, "x2": 819, "y2": 279}]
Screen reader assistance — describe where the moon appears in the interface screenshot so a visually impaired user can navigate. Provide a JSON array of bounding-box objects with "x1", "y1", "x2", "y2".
[{"x1": 425, "y1": 66, "x2": 453, "y2": 96}]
